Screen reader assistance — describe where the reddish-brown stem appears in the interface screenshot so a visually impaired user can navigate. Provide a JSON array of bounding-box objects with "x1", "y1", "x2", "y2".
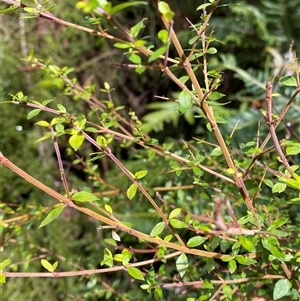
[{"x1": 264, "y1": 82, "x2": 296, "y2": 179}]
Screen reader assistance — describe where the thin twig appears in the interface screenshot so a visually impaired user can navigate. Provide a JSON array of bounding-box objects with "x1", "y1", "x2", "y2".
[
  {"x1": 264, "y1": 82, "x2": 296, "y2": 179},
  {"x1": 50, "y1": 126, "x2": 70, "y2": 198}
]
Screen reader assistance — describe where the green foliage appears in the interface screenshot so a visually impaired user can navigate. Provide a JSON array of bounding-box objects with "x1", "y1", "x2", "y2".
[{"x1": 1, "y1": 0, "x2": 300, "y2": 300}]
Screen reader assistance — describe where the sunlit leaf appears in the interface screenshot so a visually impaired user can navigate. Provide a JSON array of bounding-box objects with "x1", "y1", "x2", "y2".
[
  {"x1": 135, "y1": 169, "x2": 148, "y2": 179},
  {"x1": 176, "y1": 253, "x2": 188, "y2": 278},
  {"x1": 35, "y1": 120, "x2": 50, "y2": 127},
  {"x1": 39, "y1": 205, "x2": 66, "y2": 228},
  {"x1": 273, "y1": 279, "x2": 292, "y2": 300},
  {"x1": 127, "y1": 267, "x2": 145, "y2": 281},
  {"x1": 222, "y1": 285, "x2": 233, "y2": 300},
  {"x1": 130, "y1": 18, "x2": 147, "y2": 38},
  {"x1": 41, "y1": 259, "x2": 55, "y2": 272},
  {"x1": 27, "y1": 109, "x2": 41, "y2": 119},
  {"x1": 148, "y1": 46, "x2": 167, "y2": 63},
  {"x1": 239, "y1": 236, "x2": 255, "y2": 252},
  {"x1": 235, "y1": 255, "x2": 256, "y2": 265},
  {"x1": 72, "y1": 191, "x2": 99, "y2": 202},
  {"x1": 210, "y1": 147, "x2": 222, "y2": 156},
  {"x1": 197, "y1": 3, "x2": 212, "y2": 10},
  {"x1": 0, "y1": 259, "x2": 11, "y2": 270},
  {"x1": 57, "y1": 104, "x2": 67, "y2": 113},
  {"x1": 105, "y1": 204, "x2": 113, "y2": 214},
  {"x1": 69, "y1": 133, "x2": 84, "y2": 151},
  {"x1": 267, "y1": 217, "x2": 289, "y2": 232},
  {"x1": 158, "y1": 29, "x2": 168, "y2": 44},
  {"x1": 169, "y1": 208, "x2": 181, "y2": 220},
  {"x1": 150, "y1": 222, "x2": 165, "y2": 237},
  {"x1": 0, "y1": 273, "x2": 6, "y2": 284},
  {"x1": 187, "y1": 236, "x2": 207, "y2": 248},
  {"x1": 228, "y1": 259, "x2": 237, "y2": 274},
  {"x1": 127, "y1": 183, "x2": 137, "y2": 200},
  {"x1": 272, "y1": 182, "x2": 287, "y2": 193},
  {"x1": 279, "y1": 76, "x2": 297, "y2": 87},
  {"x1": 170, "y1": 219, "x2": 187, "y2": 229},
  {"x1": 96, "y1": 135, "x2": 107, "y2": 148}
]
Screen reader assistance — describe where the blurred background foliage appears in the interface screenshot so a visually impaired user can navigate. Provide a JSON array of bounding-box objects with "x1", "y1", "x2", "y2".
[{"x1": 1, "y1": 0, "x2": 300, "y2": 300}]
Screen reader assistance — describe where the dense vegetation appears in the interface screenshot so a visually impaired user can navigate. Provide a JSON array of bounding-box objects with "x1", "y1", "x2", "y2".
[{"x1": 1, "y1": 0, "x2": 300, "y2": 300}]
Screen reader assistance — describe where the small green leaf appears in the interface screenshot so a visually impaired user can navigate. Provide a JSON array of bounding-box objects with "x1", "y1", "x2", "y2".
[
  {"x1": 158, "y1": 29, "x2": 168, "y2": 44},
  {"x1": 72, "y1": 191, "x2": 99, "y2": 202},
  {"x1": 267, "y1": 217, "x2": 289, "y2": 231},
  {"x1": 176, "y1": 253, "x2": 188, "y2": 278},
  {"x1": 178, "y1": 90, "x2": 193, "y2": 114},
  {"x1": 206, "y1": 47, "x2": 217, "y2": 54},
  {"x1": 228, "y1": 259, "x2": 237, "y2": 274},
  {"x1": 130, "y1": 18, "x2": 147, "y2": 38},
  {"x1": 170, "y1": 219, "x2": 187, "y2": 229},
  {"x1": 122, "y1": 248, "x2": 132, "y2": 266},
  {"x1": 0, "y1": 273, "x2": 6, "y2": 284},
  {"x1": 197, "y1": 3, "x2": 212, "y2": 10},
  {"x1": 222, "y1": 285, "x2": 233, "y2": 300},
  {"x1": 135, "y1": 169, "x2": 148, "y2": 179},
  {"x1": 145, "y1": 138, "x2": 159, "y2": 145},
  {"x1": 285, "y1": 142, "x2": 300, "y2": 155},
  {"x1": 157, "y1": 1, "x2": 174, "y2": 19},
  {"x1": 205, "y1": 258, "x2": 215, "y2": 273},
  {"x1": 269, "y1": 245, "x2": 285, "y2": 260},
  {"x1": 127, "y1": 267, "x2": 145, "y2": 281},
  {"x1": 187, "y1": 236, "x2": 207, "y2": 248},
  {"x1": 96, "y1": 135, "x2": 107, "y2": 148},
  {"x1": 101, "y1": 248, "x2": 113, "y2": 267},
  {"x1": 35, "y1": 121, "x2": 50, "y2": 127},
  {"x1": 52, "y1": 261, "x2": 58, "y2": 271},
  {"x1": 0, "y1": 5, "x2": 19, "y2": 13},
  {"x1": 263, "y1": 179, "x2": 274, "y2": 188},
  {"x1": 36, "y1": 132, "x2": 51, "y2": 143},
  {"x1": 69, "y1": 133, "x2": 84, "y2": 151},
  {"x1": 154, "y1": 287, "x2": 163, "y2": 300},
  {"x1": 280, "y1": 76, "x2": 297, "y2": 87},
  {"x1": 272, "y1": 182, "x2": 287, "y2": 193},
  {"x1": 208, "y1": 91, "x2": 225, "y2": 101},
  {"x1": 169, "y1": 208, "x2": 181, "y2": 220},
  {"x1": 150, "y1": 221, "x2": 165, "y2": 237},
  {"x1": 0, "y1": 259, "x2": 11, "y2": 270},
  {"x1": 39, "y1": 205, "x2": 65, "y2": 228},
  {"x1": 279, "y1": 177, "x2": 300, "y2": 190},
  {"x1": 235, "y1": 255, "x2": 256, "y2": 266},
  {"x1": 273, "y1": 279, "x2": 292, "y2": 300},
  {"x1": 74, "y1": 115, "x2": 86, "y2": 129},
  {"x1": 114, "y1": 42, "x2": 131, "y2": 49},
  {"x1": 128, "y1": 53, "x2": 141, "y2": 64},
  {"x1": 203, "y1": 279, "x2": 214, "y2": 289},
  {"x1": 27, "y1": 109, "x2": 41, "y2": 119},
  {"x1": 104, "y1": 204, "x2": 113, "y2": 214},
  {"x1": 148, "y1": 46, "x2": 167, "y2": 63},
  {"x1": 127, "y1": 183, "x2": 137, "y2": 200},
  {"x1": 140, "y1": 284, "x2": 150, "y2": 290},
  {"x1": 41, "y1": 259, "x2": 55, "y2": 272},
  {"x1": 210, "y1": 147, "x2": 222, "y2": 156},
  {"x1": 239, "y1": 236, "x2": 255, "y2": 252},
  {"x1": 111, "y1": 1, "x2": 147, "y2": 15},
  {"x1": 114, "y1": 253, "x2": 123, "y2": 262},
  {"x1": 57, "y1": 104, "x2": 67, "y2": 113}
]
